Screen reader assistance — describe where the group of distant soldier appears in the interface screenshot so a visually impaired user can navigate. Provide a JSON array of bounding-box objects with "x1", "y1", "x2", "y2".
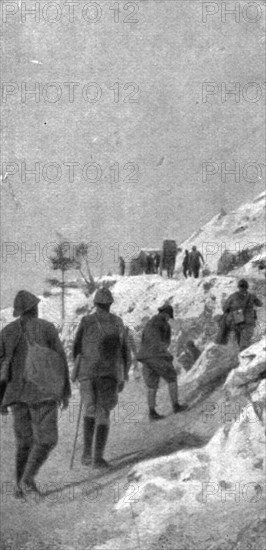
[
  {"x1": 0, "y1": 275, "x2": 262, "y2": 499},
  {"x1": 182, "y1": 246, "x2": 205, "y2": 279},
  {"x1": 119, "y1": 244, "x2": 205, "y2": 279},
  {"x1": 119, "y1": 251, "x2": 162, "y2": 277}
]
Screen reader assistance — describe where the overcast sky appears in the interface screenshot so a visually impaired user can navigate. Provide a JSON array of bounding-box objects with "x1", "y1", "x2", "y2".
[{"x1": 1, "y1": 0, "x2": 265, "y2": 307}]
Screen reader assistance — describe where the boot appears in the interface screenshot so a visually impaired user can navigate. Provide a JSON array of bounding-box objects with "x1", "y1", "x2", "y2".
[
  {"x1": 92, "y1": 424, "x2": 110, "y2": 469},
  {"x1": 14, "y1": 445, "x2": 31, "y2": 498},
  {"x1": 147, "y1": 388, "x2": 156, "y2": 410},
  {"x1": 21, "y1": 444, "x2": 51, "y2": 494},
  {"x1": 173, "y1": 403, "x2": 188, "y2": 413},
  {"x1": 168, "y1": 382, "x2": 187, "y2": 413},
  {"x1": 81, "y1": 417, "x2": 95, "y2": 466},
  {"x1": 149, "y1": 409, "x2": 164, "y2": 421},
  {"x1": 168, "y1": 381, "x2": 178, "y2": 410},
  {"x1": 147, "y1": 388, "x2": 164, "y2": 420}
]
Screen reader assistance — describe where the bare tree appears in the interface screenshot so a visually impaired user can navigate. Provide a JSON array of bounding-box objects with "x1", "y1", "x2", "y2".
[{"x1": 74, "y1": 242, "x2": 96, "y2": 294}]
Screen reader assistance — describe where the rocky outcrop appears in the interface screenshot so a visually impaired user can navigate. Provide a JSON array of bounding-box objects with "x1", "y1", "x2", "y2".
[
  {"x1": 95, "y1": 337, "x2": 266, "y2": 550},
  {"x1": 224, "y1": 339, "x2": 266, "y2": 397},
  {"x1": 224, "y1": 338, "x2": 266, "y2": 429},
  {"x1": 174, "y1": 191, "x2": 266, "y2": 275},
  {"x1": 182, "y1": 342, "x2": 239, "y2": 406},
  {"x1": 217, "y1": 245, "x2": 264, "y2": 275}
]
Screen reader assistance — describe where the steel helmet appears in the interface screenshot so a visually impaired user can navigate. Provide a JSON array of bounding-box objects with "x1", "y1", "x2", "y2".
[
  {"x1": 158, "y1": 304, "x2": 174, "y2": 319},
  {"x1": 13, "y1": 290, "x2": 40, "y2": 317},
  {"x1": 238, "y1": 278, "x2": 249, "y2": 290},
  {"x1": 93, "y1": 287, "x2": 114, "y2": 305}
]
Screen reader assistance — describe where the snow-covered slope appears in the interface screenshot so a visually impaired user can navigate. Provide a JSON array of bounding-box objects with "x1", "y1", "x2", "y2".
[
  {"x1": 175, "y1": 191, "x2": 266, "y2": 274},
  {"x1": 94, "y1": 339, "x2": 266, "y2": 550}
]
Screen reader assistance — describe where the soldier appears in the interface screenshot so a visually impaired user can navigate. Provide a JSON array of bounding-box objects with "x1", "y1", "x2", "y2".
[
  {"x1": 154, "y1": 252, "x2": 161, "y2": 274},
  {"x1": 182, "y1": 250, "x2": 191, "y2": 278},
  {"x1": 189, "y1": 246, "x2": 204, "y2": 278},
  {"x1": 73, "y1": 288, "x2": 130, "y2": 468},
  {"x1": 137, "y1": 304, "x2": 187, "y2": 420},
  {"x1": 0, "y1": 291, "x2": 71, "y2": 498},
  {"x1": 161, "y1": 240, "x2": 178, "y2": 279},
  {"x1": 222, "y1": 279, "x2": 262, "y2": 351},
  {"x1": 119, "y1": 256, "x2": 125, "y2": 276},
  {"x1": 146, "y1": 254, "x2": 154, "y2": 274}
]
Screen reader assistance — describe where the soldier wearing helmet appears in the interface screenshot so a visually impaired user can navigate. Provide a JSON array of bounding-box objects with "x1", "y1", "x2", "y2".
[
  {"x1": 73, "y1": 286, "x2": 130, "y2": 469},
  {"x1": 189, "y1": 245, "x2": 204, "y2": 279},
  {"x1": 221, "y1": 279, "x2": 262, "y2": 350},
  {"x1": 137, "y1": 304, "x2": 187, "y2": 420},
  {"x1": 0, "y1": 290, "x2": 70, "y2": 498}
]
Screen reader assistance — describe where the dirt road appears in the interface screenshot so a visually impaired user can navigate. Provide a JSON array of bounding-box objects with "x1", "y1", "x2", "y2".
[{"x1": 0, "y1": 378, "x2": 264, "y2": 550}]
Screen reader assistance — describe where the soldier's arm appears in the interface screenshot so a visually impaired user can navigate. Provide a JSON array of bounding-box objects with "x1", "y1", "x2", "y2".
[
  {"x1": 0, "y1": 326, "x2": 16, "y2": 382},
  {"x1": 222, "y1": 296, "x2": 232, "y2": 313},
  {"x1": 0, "y1": 324, "x2": 23, "y2": 383},
  {"x1": 253, "y1": 294, "x2": 263, "y2": 307},
  {"x1": 0, "y1": 329, "x2": 5, "y2": 360},
  {"x1": 119, "y1": 323, "x2": 131, "y2": 381},
  {"x1": 72, "y1": 318, "x2": 84, "y2": 359},
  {"x1": 199, "y1": 252, "x2": 204, "y2": 263},
  {"x1": 0, "y1": 330, "x2": 6, "y2": 380},
  {"x1": 0, "y1": 331, "x2": 8, "y2": 412}
]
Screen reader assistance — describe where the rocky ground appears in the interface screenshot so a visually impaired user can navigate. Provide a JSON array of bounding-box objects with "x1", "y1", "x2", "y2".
[
  {"x1": 1, "y1": 348, "x2": 265, "y2": 550},
  {"x1": 0, "y1": 378, "x2": 223, "y2": 550}
]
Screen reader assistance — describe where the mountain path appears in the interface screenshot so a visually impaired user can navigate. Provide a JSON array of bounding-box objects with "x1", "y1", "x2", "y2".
[{"x1": 1, "y1": 377, "x2": 222, "y2": 550}]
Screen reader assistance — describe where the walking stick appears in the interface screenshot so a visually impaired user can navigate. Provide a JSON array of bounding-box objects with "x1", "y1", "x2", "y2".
[{"x1": 70, "y1": 398, "x2": 82, "y2": 470}]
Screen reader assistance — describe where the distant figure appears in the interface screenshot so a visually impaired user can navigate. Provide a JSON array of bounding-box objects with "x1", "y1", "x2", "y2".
[
  {"x1": 0, "y1": 290, "x2": 71, "y2": 498},
  {"x1": 137, "y1": 304, "x2": 187, "y2": 420},
  {"x1": 154, "y1": 252, "x2": 161, "y2": 274},
  {"x1": 189, "y1": 246, "x2": 204, "y2": 278},
  {"x1": 146, "y1": 254, "x2": 154, "y2": 274},
  {"x1": 129, "y1": 251, "x2": 149, "y2": 276},
  {"x1": 182, "y1": 250, "x2": 191, "y2": 278},
  {"x1": 221, "y1": 279, "x2": 262, "y2": 351},
  {"x1": 150, "y1": 253, "x2": 156, "y2": 274},
  {"x1": 177, "y1": 340, "x2": 201, "y2": 372},
  {"x1": 161, "y1": 240, "x2": 178, "y2": 278},
  {"x1": 119, "y1": 256, "x2": 125, "y2": 276}
]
